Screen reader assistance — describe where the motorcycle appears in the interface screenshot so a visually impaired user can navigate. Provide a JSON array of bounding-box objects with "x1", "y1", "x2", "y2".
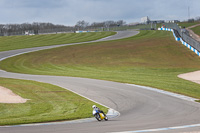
[{"x1": 93, "y1": 109, "x2": 108, "y2": 121}]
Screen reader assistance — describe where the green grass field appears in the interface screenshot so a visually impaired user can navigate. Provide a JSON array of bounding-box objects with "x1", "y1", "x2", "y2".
[
  {"x1": 191, "y1": 25, "x2": 200, "y2": 36},
  {"x1": 0, "y1": 78, "x2": 107, "y2": 125},
  {"x1": 0, "y1": 32, "x2": 115, "y2": 52},
  {"x1": 1, "y1": 30, "x2": 200, "y2": 100},
  {"x1": 178, "y1": 22, "x2": 200, "y2": 28}
]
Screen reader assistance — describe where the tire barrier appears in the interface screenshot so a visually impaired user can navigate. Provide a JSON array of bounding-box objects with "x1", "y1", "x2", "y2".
[{"x1": 158, "y1": 28, "x2": 200, "y2": 56}]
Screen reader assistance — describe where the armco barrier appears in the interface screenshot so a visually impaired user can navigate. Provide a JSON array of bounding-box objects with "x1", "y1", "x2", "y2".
[
  {"x1": 158, "y1": 28, "x2": 200, "y2": 57},
  {"x1": 163, "y1": 23, "x2": 200, "y2": 52}
]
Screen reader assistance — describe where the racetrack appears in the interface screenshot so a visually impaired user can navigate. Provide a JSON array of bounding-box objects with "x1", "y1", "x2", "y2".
[{"x1": 1, "y1": 31, "x2": 200, "y2": 133}]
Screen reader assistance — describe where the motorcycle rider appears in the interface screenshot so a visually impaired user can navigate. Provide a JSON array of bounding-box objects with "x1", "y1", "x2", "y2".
[{"x1": 92, "y1": 105, "x2": 106, "y2": 117}]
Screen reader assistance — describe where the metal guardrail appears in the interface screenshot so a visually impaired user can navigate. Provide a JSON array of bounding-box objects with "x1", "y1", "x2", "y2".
[{"x1": 163, "y1": 23, "x2": 200, "y2": 52}]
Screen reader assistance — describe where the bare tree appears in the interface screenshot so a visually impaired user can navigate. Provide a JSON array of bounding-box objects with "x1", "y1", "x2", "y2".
[
  {"x1": 195, "y1": 16, "x2": 200, "y2": 22},
  {"x1": 88, "y1": 20, "x2": 126, "y2": 31},
  {"x1": 75, "y1": 20, "x2": 89, "y2": 30}
]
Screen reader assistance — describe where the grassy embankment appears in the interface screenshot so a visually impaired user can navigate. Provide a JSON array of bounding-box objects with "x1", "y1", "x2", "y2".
[
  {"x1": 1, "y1": 30, "x2": 200, "y2": 100},
  {"x1": 0, "y1": 31, "x2": 116, "y2": 52},
  {"x1": 178, "y1": 22, "x2": 200, "y2": 28},
  {"x1": 177, "y1": 22, "x2": 200, "y2": 36},
  {"x1": 191, "y1": 25, "x2": 200, "y2": 36},
  {"x1": 0, "y1": 78, "x2": 107, "y2": 125}
]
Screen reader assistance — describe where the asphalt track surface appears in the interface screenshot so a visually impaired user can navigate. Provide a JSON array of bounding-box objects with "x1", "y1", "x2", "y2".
[{"x1": 1, "y1": 31, "x2": 200, "y2": 133}]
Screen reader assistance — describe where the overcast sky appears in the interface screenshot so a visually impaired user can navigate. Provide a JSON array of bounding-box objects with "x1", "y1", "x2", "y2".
[{"x1": 0, "y1": 0, "x2": 199, "y2": 26}]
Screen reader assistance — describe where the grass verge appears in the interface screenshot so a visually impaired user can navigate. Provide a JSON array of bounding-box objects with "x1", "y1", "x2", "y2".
[
  {"x1": 0, "y1": 78, "x2": 107, "y2": 125},
  {"x1": 0, "y1": 32, "x2": 116, "y2": 52}
]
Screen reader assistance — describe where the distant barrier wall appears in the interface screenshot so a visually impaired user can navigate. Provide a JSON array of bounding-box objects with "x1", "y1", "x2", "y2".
[
  {"x1": 158, "y1": 27, "x2": 200, "y2": 56},
  {"x1": 75, "y1": 31, "x2": 98, "y2": 33}
]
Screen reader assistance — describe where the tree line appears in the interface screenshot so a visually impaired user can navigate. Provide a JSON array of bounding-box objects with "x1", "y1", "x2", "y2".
[
  {"x1": 0, "y1": 22, "x2": 74, "y2": 36},
  {"x1": 185, "y1": 16, "x2": 200, "y2": 23},
  {"x1": 75, "y1": 20, "x2": 126, "y2": 30},
  {"x1": 0, "y1": 20, "x2": 126, "y2": 36}
]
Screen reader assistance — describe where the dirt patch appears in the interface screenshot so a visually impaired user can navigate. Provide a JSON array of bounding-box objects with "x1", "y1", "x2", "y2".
[
  {"x1": 178, "y1": 70, "x2": 200, "y2": 84},
  {"x1": 0, "y1": 86, "x2": 28, "y2": 103}
]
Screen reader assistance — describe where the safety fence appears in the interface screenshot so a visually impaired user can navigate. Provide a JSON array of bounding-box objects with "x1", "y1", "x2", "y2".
[
  {"x1": 158, "y1": 27, "x2": 200, "y2": 56},
  {"x1": 162, "y1": 23, "x2": 200, "y2": 54}
]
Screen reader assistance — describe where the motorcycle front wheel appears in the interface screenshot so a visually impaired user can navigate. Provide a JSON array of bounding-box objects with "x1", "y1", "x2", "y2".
[
  {"x1": 104, "y1": 116, "x2": 108, "y2": 121},
  {"x1": 95, "y1": 114, "x2": 101, "y2": 121}
]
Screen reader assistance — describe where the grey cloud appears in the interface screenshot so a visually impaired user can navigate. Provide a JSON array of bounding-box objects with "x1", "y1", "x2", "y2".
[{"x1": 0, "y1": 0, "x2": 199, "y2": 25}]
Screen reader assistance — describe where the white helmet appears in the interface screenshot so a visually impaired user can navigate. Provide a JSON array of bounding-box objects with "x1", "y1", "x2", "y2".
[{"x1": 92, "y1": 105, "x2": 96, "y2": 109}]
